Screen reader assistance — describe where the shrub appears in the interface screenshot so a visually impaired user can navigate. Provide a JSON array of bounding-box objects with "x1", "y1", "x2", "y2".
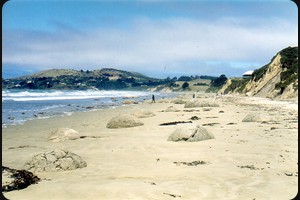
[{"x1": 182, "y1": 82, "x2": 190, "y2": 90}]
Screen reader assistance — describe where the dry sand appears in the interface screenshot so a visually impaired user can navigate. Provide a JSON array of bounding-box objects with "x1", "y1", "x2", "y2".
[{"x1": 2, "y1": 94, "x2": 298, "y2": 200}]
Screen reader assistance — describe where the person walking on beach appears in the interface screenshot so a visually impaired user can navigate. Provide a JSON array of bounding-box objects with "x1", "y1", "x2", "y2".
[{"x1": 151, "y1": 94, "x2": 156, "y2": 103}]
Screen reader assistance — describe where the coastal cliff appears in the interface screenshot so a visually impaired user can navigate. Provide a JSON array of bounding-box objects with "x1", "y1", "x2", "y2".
[{"x1": 219, "y1": 46, "x2": 298, "y2": 100}]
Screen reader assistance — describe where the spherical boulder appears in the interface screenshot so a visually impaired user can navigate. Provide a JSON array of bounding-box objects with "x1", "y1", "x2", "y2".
[
  {"x1": 171, "y1": 99, "x2": 186, "y2": 104},
  {"x1": 184, "y1": 100, "x2": 219, "y2": 108},
  {"x1": 168, "y1": 124, "x2": 214, "y2": 142},
  {"x1": 24, "y1": 149, "x2": 87, "y2": 172},
  {"x1": 163, "y1": 106, "x2": 180, "y2": 112},
  {"x1": 106, "y1": 114, "x2": 144, "y2": 129},
  {"x1": 132, "y1": 110, "x2": 156, "y2": 118},
  {"x1": 122, "y1": 100, "x2": 138, "y2": 105},
  {"x1": 242, "y1": 114, "x2": 262, "y2": 122},
  {"x1": 48, "y1": 128, "x2": 80, "y2": 142}
]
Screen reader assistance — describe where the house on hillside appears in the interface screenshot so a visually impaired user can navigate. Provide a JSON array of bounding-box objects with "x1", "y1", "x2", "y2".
[{"x1": 242, "y1": 70, "x2": 254, "y2": 78}]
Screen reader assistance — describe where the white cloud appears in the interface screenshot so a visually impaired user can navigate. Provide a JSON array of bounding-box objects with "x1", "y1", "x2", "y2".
[{"x1": 2, "y1": 16, "x2": 297, "y2": 77}]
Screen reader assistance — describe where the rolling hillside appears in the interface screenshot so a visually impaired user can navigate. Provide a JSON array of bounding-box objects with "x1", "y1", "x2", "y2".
[{"x1": 2, "y1": 68, "x2": 163, "y2": 90}]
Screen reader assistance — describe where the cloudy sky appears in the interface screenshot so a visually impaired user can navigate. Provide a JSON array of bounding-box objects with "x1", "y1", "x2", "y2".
[{"x1": 2, "y1": 0, "x2": 298, "y2": 78}]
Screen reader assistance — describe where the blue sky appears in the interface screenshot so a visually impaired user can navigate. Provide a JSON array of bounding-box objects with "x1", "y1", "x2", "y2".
[{"x1": 2, "y1": 0, "x2": 298, "y2": 78}]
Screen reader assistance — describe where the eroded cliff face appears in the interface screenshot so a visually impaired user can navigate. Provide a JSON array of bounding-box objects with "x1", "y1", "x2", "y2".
[
  {"x1": 244, "y1": 54, "x2": 283, "y2": 98},
  {"x1": 220, "y1": 47, "x2": 298, "y2": 100}
]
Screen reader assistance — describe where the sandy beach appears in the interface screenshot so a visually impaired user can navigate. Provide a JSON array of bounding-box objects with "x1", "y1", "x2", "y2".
[{"x1": 2, "y1": 93, "x2": 298, "y2": 200}]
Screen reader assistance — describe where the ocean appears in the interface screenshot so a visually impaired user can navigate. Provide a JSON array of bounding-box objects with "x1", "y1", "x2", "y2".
[{"x1": 2, "y1": 89, "x2": 178, "y2": 127}]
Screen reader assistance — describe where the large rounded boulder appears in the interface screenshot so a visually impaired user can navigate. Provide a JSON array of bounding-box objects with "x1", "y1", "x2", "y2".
[
  {"x1": 24, "y1": 149, "x2": 87, "y2": 172},
  {"x1": 242, "y1": 114, "x2": 262, "y2": 122},
  {"x1": 168, "y1": 124, "x2": 214, "y2": 142},
  {"x1": 184, "y1": 100, "x2": 220, "y2": 108},
  {"x1": 132, "y1": 110, "x2": 156, "y2": 118},
  {"x1": 163, "y1": 106, "x2": 180, "y2": 112},
  {"x1": 48, "y1": 128, "x2": 80, "y2": 142},
  {"x1": 106, "y1": 114, "x2": 144, "y2": 129},
  {"x1": 171, "y1": 98, "x2": 186, "y2": 104}
]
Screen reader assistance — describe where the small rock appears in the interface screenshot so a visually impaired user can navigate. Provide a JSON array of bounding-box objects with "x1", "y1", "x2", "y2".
[
  {"x1": 284, "y1": 172, "x2": 293, "y2": 176},
  {"x1": 190, "y1": 116, "x2": 200, "y2": 120}
]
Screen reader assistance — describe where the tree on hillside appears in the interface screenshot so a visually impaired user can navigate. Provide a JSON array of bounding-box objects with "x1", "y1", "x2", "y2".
[
  {"x1": 182, "y1": 82, "x2": 190, "y2": 90},
  {"x1": 178, "y1": 76, "x2": 192, "y2": 81},
  {"x1": 211, "y1": 74, "x2": 227, "y2": 87}
]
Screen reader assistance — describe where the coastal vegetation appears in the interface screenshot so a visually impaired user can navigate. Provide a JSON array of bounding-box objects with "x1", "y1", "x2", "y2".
[
  {"x1": 2, "y1": 68, "x2": 219, "y2": 92},
  {"x1": 274, "y1": 46, "x2": 298, "y2": 93}
]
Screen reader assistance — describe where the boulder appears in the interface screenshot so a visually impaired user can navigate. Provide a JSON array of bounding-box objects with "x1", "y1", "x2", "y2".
[
  {"x1": 168, "y1": 124, "x2": 214, "y2": 142},
  {"x1": 157, "y1": 99, "x2": 169, "y2": 103},
  {"x1": 242, "y1": 114, "x2": 262, "y2": 122},
  {"x1": 184, "y1": 100, "x2": 219, "y2": 108},
  {"x1": 132, "y1": 110, "x2": 156, "y2": 118},
  {"x1": 122, "y1": 100, "x2": 138, "y2": 105},
  {"x1": 48, "y1": 128, "x2": 80, "y2": 142},
  {"x1": 24, "y1": 149, "x2": 87, "y2": 172},
  {"x1": 163, "y1": 106, "x2": 180, "y2": 112},
  {"x1": 171, "y1": 99, "x2": 186, "y2": 104},
  {"x1": 106, "y1": 114, "x2": 144, "y2": 128}
]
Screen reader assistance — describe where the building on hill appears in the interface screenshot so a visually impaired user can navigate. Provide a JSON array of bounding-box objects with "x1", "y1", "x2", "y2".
[{"x1": 242, "y1": 70, "x2": 254, "y2": 78}]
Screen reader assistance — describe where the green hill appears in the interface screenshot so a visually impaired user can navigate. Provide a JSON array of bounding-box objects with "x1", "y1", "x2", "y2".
[{"x1": 2, "y1": 68, "x2": 166, "y2": 90}]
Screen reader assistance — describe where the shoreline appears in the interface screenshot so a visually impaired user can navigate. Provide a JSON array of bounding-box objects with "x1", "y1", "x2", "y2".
[
  {"x1": 2, "y1": 90, "x2": 180, "y2": 127},
  {"x1": 2, "y1": 94, "x2": 298, "y2": 199}
]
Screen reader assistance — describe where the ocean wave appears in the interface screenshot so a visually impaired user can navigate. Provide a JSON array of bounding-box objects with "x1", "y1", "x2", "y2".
[{"x1": 2, "y1": 90, "x2": 156, "y2": 101}]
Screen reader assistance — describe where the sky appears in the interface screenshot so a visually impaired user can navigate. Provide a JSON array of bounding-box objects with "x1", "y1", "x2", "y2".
[{"x1": 2, "y1": 0, "x2": 298, "y2": 79}]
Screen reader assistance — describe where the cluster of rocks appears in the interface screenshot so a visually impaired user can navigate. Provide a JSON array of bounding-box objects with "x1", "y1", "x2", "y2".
[
  {"x1": 4, "y1": 101, "x2": 239, "y2": 193},
  {"x1": 3, "y1": 127, "x2": 89, "y2": 192}
]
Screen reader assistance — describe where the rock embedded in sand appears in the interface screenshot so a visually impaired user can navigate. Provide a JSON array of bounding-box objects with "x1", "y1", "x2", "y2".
[
  {"x1": 132, "y1": 110, "x2": 156, "y2": 118},
  {"x1": 122, "y1": 100, "x2": 138, "y2": 105},
  {"x1": 24, "y1": 149, "x2": 87, "y2": 172},
  {"x1": 184, "y1": 100, "x2": 220, "y2": 108},
  {"x1": 168, "y1": 124, "x2": 214, "y2": 142},
  {"x1": 157, "y1": 99, "x2": 169, "y2": 103},
  {"x1": 242, "y1": 114, "x2": 262, "y2": 122},
  {"x1": 163, "y1": 106, "x2": 180, "y2": 112},
  {"x1": 106, "y1": 114, "x2": 144, "y2": 128},
  {"x1": 190, "y1": 116, "x2": 200, "y2": 120},
  {"x1": 48, "y1": 128, "x2": 80, "y2": 142},
  {"x1": 171, "y1": 99, "x2": 186, "y2": 104}
]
